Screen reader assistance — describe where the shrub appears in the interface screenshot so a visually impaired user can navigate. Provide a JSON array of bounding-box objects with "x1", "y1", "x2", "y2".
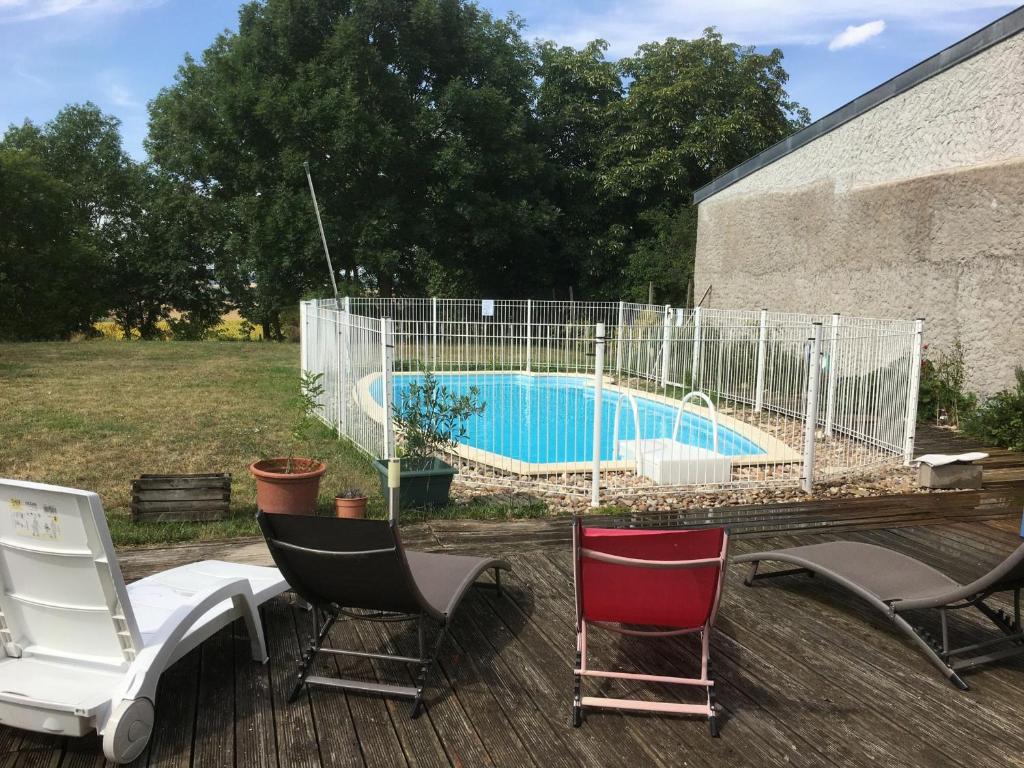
[
  {"x1": 962, "y1": 367, "x2": 1024, "y2": 451},
  {"x1": 917, "y1": 340, "x2": 976, "y2": 427},
  {"x1": 392, "y1": 372, "x2": 486, "y2": 467}
]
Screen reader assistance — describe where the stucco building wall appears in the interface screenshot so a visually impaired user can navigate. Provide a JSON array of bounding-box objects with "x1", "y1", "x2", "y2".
[{"x1": 694, "y1": 31, "x2": 1024, "y2": 395}]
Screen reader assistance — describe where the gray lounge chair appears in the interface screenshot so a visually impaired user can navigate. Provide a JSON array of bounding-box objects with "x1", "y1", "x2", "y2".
[
  {"x1": 257, "y1": 511, "x2": 510, "y2": 716},
  {"x1": 736, "y1": 539, "x2": 1024, "y2": 689}
]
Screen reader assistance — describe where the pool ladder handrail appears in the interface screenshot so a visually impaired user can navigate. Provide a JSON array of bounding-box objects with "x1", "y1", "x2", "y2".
[
  {"x1": 673, "y1": 391, "x2": 719, "y2": 454},
  {"x1": 612, "y1": 393, "x2": 644, "y2": 476}
]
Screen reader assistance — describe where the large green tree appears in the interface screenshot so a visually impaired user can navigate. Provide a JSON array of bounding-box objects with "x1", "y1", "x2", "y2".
[
  {"x1": 147, "y1": 0, "x2": 556, "y2": 335},
  {"x1": 0, "y1": 147, "x2": 104, "y2": 340},
  {"x1": 535, "y1": 40, "x2": 625, "y2": 298},
  {"x1": 597, "y1": 29, "x2": 810, "y2": 304}
]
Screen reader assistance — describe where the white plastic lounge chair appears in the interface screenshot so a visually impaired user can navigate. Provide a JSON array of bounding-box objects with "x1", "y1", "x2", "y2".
[{"x1": 0, "y1": 479, "x2": 287, "y2": 763}]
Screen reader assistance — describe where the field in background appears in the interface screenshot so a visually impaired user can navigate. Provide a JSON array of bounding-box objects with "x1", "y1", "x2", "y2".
[{"x1": 93, "y1": 310, "x2": 265, "y2": 341}]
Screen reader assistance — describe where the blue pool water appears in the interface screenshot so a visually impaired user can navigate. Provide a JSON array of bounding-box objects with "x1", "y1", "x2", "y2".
[{"x1": 371, "y1": 373, "x2": 765, "y2": 465}]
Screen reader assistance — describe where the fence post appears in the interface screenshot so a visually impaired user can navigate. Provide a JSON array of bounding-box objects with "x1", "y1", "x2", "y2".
[
  {"x1": 754, "y1": 308, "x2": 767, "y2": 412},
  {"x1": 591, "y1": 323, "x2": 605, "y2": 508},
  {"x1": 381, "y1": 316, "x2": 396, "y2": 461},
  {"x1": 431, "y1": 297, "x2": 438, "y2": 369},
  {"x1": 903, "y1": 318, "x2": 925, "y2": 465},
  {"x1": 299, "y1": 300, "x2": 309, "y2": 374},
  {"x1": 525, "y1": 299, "x2": 533, "y2": 373},
  {"x1": 824, "y1": 313, "x2": 840, "y2": 437},
  {"x1": 387, "y1": 457, "x2": 401, "y2": 524},
  {"x1": 690, "y1": 306, "x2": 702, "y2": 390},
  {"x1": 615, "y1": 300, "x2": 625, "y2": 377},
  {"x1": 342, "y1": 311, "x2": 350, "y2": 436},
  {"x1": 660, "y1": 305, "x2": 672, "y2": 388},
  {"x1": 801, "y1": 322, "x2": 824, "y2": 494}
]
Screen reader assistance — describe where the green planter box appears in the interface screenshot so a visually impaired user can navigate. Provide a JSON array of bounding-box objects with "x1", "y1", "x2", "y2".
[{"x1": 373, "y1": 458, "x2": 457, "y2": 509}]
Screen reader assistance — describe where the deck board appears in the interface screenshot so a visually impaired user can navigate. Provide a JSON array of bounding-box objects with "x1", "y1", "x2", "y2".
[{"x1": 11, "y1": 430, "x2": 1024, "y2": 767}]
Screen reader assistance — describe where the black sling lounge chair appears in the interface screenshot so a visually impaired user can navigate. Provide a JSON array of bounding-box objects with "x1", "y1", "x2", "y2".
[
  {"x1": 257, "y1": 511, "x2": 510, "y2": 716},
  {"x1": 736, "y1": 539, "x2": 1024, "y2": 690}
]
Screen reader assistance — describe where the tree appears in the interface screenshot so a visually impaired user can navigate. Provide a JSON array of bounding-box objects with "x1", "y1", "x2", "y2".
[
  {"x1": 0, "y1": 147, "x2": 105, "y2": 339},
  {"x1": 597, "y1": 29, "x2": 810, "y2": 304},
  {"x1": 4, "y1": 105, "x2": 137, "y2": 268},
  {"x1": 4, "y1": 104, "x2": 228, "y2": 340},
  {"x1": 107, "y1": 168, "x2": 228, "y2": 340},
  {"x1": 534, "y1": 40, "x2": 625, "y2": 298},
  {"x1": 148, "y1": 0, "x2": 557, "y2": 334}
]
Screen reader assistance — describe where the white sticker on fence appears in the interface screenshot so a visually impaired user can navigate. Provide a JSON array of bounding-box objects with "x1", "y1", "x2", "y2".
[{"x1": 481, "y1": 299, "x2": 495, "y2": 317}]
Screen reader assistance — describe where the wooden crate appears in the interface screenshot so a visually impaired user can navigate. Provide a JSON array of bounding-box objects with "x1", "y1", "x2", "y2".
[{"x1": 131, "y1": 473, "x2": 231, "y2": 522}]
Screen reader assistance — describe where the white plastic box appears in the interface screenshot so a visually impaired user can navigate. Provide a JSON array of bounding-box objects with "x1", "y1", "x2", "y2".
[{"x1": 620, "y1": 439, "x2": 732, "y2": 486}]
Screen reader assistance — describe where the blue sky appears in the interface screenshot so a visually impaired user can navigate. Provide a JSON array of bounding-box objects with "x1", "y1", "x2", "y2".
[{"x1": 1, "y1": 0, "x2": 1018, "y2": 160}]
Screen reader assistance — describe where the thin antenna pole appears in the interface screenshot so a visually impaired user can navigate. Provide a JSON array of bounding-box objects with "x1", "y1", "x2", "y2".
[{"x1": 303, "y1": 161, "x2": 339, "y2": 304}]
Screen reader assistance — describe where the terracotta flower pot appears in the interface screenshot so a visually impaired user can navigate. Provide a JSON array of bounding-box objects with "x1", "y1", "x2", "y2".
[
  {"x1": 249, "y1": 457, "x2": 326, "y2": 515},
  {"x1": 334, "y1": 495, "x2": 368, "y2": 518}
]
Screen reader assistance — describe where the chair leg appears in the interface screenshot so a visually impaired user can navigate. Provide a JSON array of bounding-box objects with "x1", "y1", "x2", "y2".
[
  {"x1": 707, "y1": 695, "x2": 719, "y2": 737},
  {"x1": 572, "y1": 646, "x2": 583, "y2": 728},
  {"x1": 706, "y1": 659, "x2": 719, "y2": 737},
  {"x1": 410, "y1": 619, "x2": 448, "y2": 719},
  {"x1": 743, "y1": 561, "x2": 760, "y2": 586},
  {"x1": 289, "y1": 610, "x2": 337, "y2": 703},
  {"x1": 891, "y1": 613, "x2": 968, "y2": 691}
]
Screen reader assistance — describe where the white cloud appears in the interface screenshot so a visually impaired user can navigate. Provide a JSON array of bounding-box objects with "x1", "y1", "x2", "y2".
[
  {"x1": 829, "y1": 19, "x2": 886, "y2": 50},
  {"x1": 106, "y1": 84, "x2": 136, "y2": 107},
  {"x1": 524, "y1": 1, "x2": 1016, "y2": 57},
  {"x1": 0, "y1": 0, "x2": 166, "y2": 24}
]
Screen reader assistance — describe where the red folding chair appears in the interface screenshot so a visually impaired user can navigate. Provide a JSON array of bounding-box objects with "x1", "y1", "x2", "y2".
[{"x1": 571, "y1": 517, "x2": 729, "y2": 735}]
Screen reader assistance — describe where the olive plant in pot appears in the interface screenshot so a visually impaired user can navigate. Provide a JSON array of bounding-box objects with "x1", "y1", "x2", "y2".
[
  {"x1": 376, "y1": 372, "x2": 486, "y2": 509},
  {"x1": 249, "y1": 371, "x2": 327, "y2": 515}
]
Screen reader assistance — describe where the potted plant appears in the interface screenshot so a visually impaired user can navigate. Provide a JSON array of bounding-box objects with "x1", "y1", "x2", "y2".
[
  {"x1": 249, "y1": 371, "x2": 327, "y2": 515},
  {"x1": 376, "y1": 372, "x2": 485, "y2": 509},
  {"x1": 334, "y1": 488, "x2": 368, "y2": 519}
]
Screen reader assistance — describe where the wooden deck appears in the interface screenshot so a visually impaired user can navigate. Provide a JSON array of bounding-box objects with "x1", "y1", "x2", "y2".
[{"x1": 7, "y1": 430, "x2": 1024, "y2": 768}]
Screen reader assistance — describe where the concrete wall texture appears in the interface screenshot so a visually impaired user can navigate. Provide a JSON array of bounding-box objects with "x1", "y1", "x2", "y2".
[{"x1": 694, "y1": 31, "x2": 1024, "y2": 395}]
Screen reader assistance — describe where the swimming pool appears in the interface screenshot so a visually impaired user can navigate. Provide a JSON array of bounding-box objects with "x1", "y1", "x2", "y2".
[{"x1": 369, "y1": 373, "x2": 766, "y2": 467}]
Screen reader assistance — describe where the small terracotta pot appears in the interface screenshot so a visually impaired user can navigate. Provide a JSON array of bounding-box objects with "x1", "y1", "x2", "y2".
[
  {"x1": 249, "y1": 457, "x2": 326, "y2": 515},
  {"x1": 334, "y1": 495, "x2": 368, "y2": 519}
]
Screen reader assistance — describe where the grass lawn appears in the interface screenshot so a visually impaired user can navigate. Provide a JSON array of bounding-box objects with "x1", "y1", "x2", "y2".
[{"x1": 0, "y1": 341, "x2": 546, "y2": 547}]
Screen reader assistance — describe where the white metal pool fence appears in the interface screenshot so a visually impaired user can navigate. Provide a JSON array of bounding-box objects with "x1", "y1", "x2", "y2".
[{"x1": 300, "y1": 298, "x2": 923, "y2": 505}]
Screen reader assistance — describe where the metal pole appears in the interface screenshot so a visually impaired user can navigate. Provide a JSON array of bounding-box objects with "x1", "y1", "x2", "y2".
[
  {"x1": 591, "y1": 323, "x2": 605, "y2": 508},
  {"x1": 615, "y1": 300, "x2": 625, "y2": 377},
  {"x1": 431, "y1": 297, "x2": 438, "y2": 369},
  {"x1": 525, "y1": 299, "x2": 533, "y2": 373},
  {"x1": 754, "y1": 308, "x2": 767, "y2": 412},
  {"x1": 690, "y1": 306, "x2": 702, "y2": 390},
  {"x1": 302, "y1": 161, "x2": 339, "y2": 305},
  {"x1": 388, "y1": 457, "x2": 401, "y2": 524},
  {"x1": 824, "y1": 313, "x2": 840, "y2": 437},
  {"x1": 660, "y1": 306, "x2": 672, "y2": 388},
  {"x1": 903, "y1": 318, "x2": 925, "y2": 465},
  {"x1": 381, "y1": 317, "x2": 396, "y2": 461},
  {"x1": 801, "y1": 323, "x2": 824, "y2": 494},
  {"x1": 299, "y1": 300, "x2": 309, "y2": 375}
]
